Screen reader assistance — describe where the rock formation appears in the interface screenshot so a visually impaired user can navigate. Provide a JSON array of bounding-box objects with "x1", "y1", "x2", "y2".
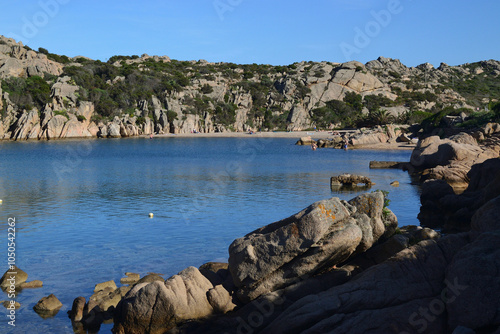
[
  {"x1": 410, "y1": 131, "x2": 500, "y2": 189},
  {"x1": 113, "y1": 192, "x2": 404, "y2": 333},
  {"x1": 1, "y1": 34, "x2": 499, "y2": 140},
  {"x1": 330, "y1": 174, "x2": 372, "y2": 188}
]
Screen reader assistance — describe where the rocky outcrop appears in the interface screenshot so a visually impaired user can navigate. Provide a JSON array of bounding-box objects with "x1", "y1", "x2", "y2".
[
  {"x1": 350, "y1": 131, "x2": 389, "y2": 146},
  {"x1": 114, "y1": 267, "x2": 218, "y2": 334},
  {"x1": 295, "y1": 136, "x2": 316, "y2": 146},
  {"x1": 112, "y1": 183, "x2": 500, "y2": 334},
  {"x1": 418, "y1": 158, "x2": 500, "y2": 232},
  {"x1": 2, "y1": 35, "x2": 498, "y2": 139},
  {"x1": 227, "y1": 192, "x2": 396, "y2": 302},
  {"x1": 261, "y1": 233, "x2": 472, "y2": 334},
  {"x1": 259, "y1": 193, "x2": 500, "y2": 334},
  {"x1": 330, "y1": 174, "x2": 372, "y2": 188},
  {"x1": 0, "y1": 36, "x2": 63, "y2": 78},
  {"x1": 410, "y1": 133, "x2": 499, "y2": 188}
]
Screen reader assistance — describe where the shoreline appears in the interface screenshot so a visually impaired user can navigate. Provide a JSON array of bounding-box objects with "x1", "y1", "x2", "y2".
[
  {"x1": 1, "y1": 131, "x2": 416, "y2": 150},
  {"x1": 150, "y1": 131, "x2": 416, "y2": 150},
  {"x1": 149, "y1": 131, "x2": 416, "y2": 150}
]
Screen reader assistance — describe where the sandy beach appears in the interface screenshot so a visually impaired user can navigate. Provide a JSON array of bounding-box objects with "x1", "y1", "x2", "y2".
[{"x1": 150, "y1": 131, "x2": 417, "y2": 150}]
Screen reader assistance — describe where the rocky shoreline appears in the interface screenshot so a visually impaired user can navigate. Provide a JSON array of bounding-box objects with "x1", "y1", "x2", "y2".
[
  {"x1": 2, "y1": 124, "x2": 499, "y2": 333},
  {"x1": 63, "y1": 124, "x2": 498, "y2": 333}
]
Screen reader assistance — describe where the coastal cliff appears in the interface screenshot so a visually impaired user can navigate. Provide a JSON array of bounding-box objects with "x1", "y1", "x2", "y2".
[{"x1": 1, "y1": 34, "x2": 499, "y2": 140}]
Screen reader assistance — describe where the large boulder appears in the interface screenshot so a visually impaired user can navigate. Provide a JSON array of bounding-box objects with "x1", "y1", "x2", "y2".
[
  {"x1": 411, "y1": 134, "x2": 498, "y2": 188},
  {"x1": 45, "y1": 114, "x2": 68, "y2": 139},
  {"x1": 60, "y1": 120, "x2": 93, "y2": 138},
  {"x1": 411, "y1": 135, "x2": 483, "y2": 168},
  {"x1": 295, "y1": 136, "x2": 315, "y2": 146},
  {"x1": 228, "y1": 192, "x2": 396, "y2": 302},
  {"x1": 350, "y1": 132, "x2": 388, "y2": 146},
  {"x1": 114, "y1": 267, "x2": 215, "y2": 334},
  {"x1": 11, "y1": 110, "x2": 39, "y2": 140},
  {"x1": 107, "y1": 123, "x2": 121, "y2": 138}
]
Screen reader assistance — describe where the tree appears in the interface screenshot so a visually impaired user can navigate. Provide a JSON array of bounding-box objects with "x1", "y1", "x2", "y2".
[{"x1": 344, "y1": 92, "x2": 363, "y2": 112}]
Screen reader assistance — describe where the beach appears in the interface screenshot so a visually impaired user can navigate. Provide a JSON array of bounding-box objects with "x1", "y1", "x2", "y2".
[{"x1": 150, "y1": 131, "x2": 417, "y2": 150}]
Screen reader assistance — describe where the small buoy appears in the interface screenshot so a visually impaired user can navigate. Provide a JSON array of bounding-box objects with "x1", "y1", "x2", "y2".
[
  {"x1": 149, "y1": 213, "x2": 154, "y2": 218},
  {"x1": 0, "y1": 199, "x2": 3, "y2": 204}
]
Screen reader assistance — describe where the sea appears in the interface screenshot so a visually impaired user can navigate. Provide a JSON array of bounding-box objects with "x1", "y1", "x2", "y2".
[{"x1": 0, "y1": 136, "x2": 421, "y2": 333}]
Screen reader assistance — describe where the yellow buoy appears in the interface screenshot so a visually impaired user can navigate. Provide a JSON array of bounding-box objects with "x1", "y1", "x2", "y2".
[
  {"x1": 149, "y1": 213, "x2": 154, "y2": 218},
  {"x1": 0, "y1": 199, "x2": 3, "y2": 204}
]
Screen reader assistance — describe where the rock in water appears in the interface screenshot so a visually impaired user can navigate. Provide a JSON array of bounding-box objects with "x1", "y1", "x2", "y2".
[
  {"x1": 33, "y1": 294, "x2": 63, "y2": 318},
  {"x1": 20, "y1": 280, "x2": 43, "y2": 288},
  {"x1": 70, "y1": 296, "x2": 86, "y2": 322},
  {"x1": 295, "y1": 136, "x2": 315, "y2": 145},
  {"x1": 0, "y1": 266, "x2": 28, "y2": 288},
  {"x1": 228, "y1": 192, "x2": 396, "y2": 302},
  {"x1": 94, "y1": 280, "x2": 117, "y2": 293}
]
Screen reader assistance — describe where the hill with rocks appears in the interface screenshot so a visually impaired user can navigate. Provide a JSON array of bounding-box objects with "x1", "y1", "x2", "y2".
[{"x1": 0, "y1": 34, "x2": 499, "y2": 140}]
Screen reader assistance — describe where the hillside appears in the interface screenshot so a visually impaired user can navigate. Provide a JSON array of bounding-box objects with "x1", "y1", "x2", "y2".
[{"x1": 1, "y1": 34, "x2": 499, "y2": 140}]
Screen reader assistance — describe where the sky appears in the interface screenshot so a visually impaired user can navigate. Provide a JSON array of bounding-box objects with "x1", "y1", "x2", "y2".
[{"x1": 0, "y1": 0, "x2": 498, "y2": 67}]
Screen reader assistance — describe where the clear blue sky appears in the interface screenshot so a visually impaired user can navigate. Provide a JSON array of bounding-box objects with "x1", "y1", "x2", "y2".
[{"x1": 0, "y1": 0, "x2": 498, "y2": 67}]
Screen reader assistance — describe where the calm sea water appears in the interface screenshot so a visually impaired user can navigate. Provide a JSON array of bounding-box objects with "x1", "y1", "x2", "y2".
[{"x1": 0, "y1": 137, "x2": 420, "y2": 333}]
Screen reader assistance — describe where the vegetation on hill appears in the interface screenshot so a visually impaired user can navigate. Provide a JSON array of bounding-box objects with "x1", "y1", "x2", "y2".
[{"x1": 1, "y1": 35, "x2": 499, "y2": 133}]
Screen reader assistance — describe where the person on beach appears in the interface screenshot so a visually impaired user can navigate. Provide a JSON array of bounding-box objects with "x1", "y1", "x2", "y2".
[{"x1": 341, "y1": 135, "x2": 348, "y2": 150}]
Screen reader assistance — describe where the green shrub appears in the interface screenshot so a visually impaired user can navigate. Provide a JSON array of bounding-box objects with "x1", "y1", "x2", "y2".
[
  {"x1": 136, "y1": 116, "x2": 146, "y2": 125},
  {"x1": 310, "y1": 99, "x2": 360, "y2": 129},
  {"x1": 76, "y1": 115, "x2": 86, "y2": 122},
  {"x1": 388, "y1": 71, "x2": 401, "y2": 79},
  {"x1": 344, "y1": 92, "x2": 363, "y2": 112},
  {"x1": 201, "y1": 84, "x2": 214, "y2": 94},
  {"x1": 1, "y1": 76, "x2": 51, "y2": 111},
  {"x1": 53, "y1": 110, "x2": 69, "y2": 119},
  {"x1": 363, "y1": 94, "x2": 394, "y2": 112},
  {"x1": 167, "y1": 110, "x2": 178, "y2": 122},
  {"x1": 314, "y1": 69, "x2": 326, "y2": 78}
]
